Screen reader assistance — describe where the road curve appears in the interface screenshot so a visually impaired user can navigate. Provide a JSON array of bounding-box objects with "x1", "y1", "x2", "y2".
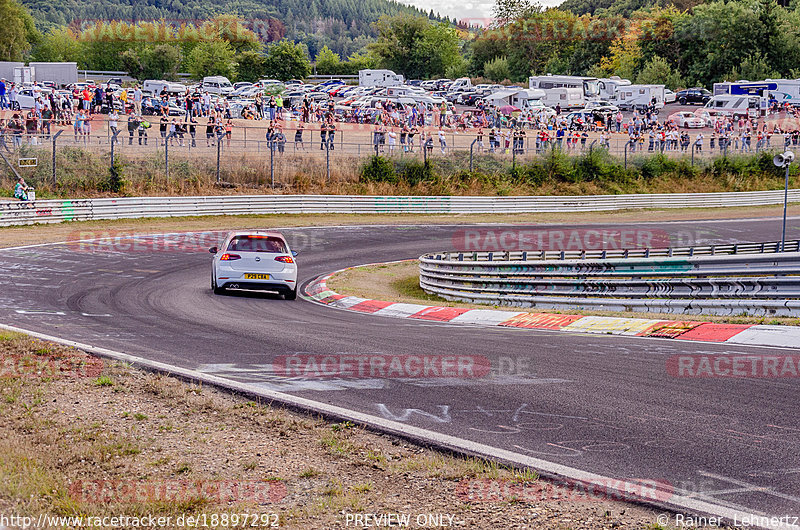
[{"x1": 1, "y1": 218, "x2": 799, "y2": 526}]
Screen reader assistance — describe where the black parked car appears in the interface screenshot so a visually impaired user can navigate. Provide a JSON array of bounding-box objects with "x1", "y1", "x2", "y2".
[{"x1": 675, "y1": 88, "x2": 712, "y2": 105}]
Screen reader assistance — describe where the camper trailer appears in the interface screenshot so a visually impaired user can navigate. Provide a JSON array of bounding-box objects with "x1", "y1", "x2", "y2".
[
  {"x1": 538, "y1": 87, "x2": 584, "y2": 110},
  {"x1": 483, "y1": 88, "x2": 551, "y2": 112},
  {"x1": 704, "y1": 94, "x2": 767, "y2": 118},
  {"x1": 614, "y1": 84, "x2": 665, "y2": 111},
  {"x1": 528, "y1": 75, "x2": 600, "y2": 106},
  {"x1": 713, "y1": 81, "x2": 776, "y2": 97},
  {"x1": 359, "y1": 69, "x2": 404, "y2": 88},
  {"x1": 597, "y1": 76, "x2": 631, "y2": 100}
]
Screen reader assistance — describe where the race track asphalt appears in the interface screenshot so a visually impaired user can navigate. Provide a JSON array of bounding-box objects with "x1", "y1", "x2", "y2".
[{"x1": 1, "y1": 216, "x2": 799, "y2": 524}]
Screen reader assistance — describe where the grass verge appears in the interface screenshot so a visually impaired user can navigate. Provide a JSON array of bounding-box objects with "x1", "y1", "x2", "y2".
[{"x1": 0, "y1": 331, "x2": 708, "y2": 529}]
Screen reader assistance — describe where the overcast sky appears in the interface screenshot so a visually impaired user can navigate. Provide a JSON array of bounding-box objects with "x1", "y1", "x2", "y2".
[{"x1": 398, "y1": 0, "x2": 564, "y2": 24}]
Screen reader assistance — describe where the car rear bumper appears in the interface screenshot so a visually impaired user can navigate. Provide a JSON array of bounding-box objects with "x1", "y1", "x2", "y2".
[{"x1": 218, "y1": 280, "x2": 295, "y2": 292}]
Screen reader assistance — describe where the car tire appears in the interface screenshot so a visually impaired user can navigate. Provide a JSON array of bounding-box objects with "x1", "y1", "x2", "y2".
[
  {"x1": 284, "y1": 288, "x2": 297, "y2": 301},
  {"x1": 679, "y1": 98, "x2": 687, "y2": 106},
  {"x1": 212, "y1": 277, "x2": 224, "y2": 295}
]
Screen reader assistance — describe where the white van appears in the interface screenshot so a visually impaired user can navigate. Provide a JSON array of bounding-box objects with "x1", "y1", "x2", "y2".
[
  {"x1": 448, "y1": 77, "x2": 473, "y2": 93},
  {"x1": 201, "y1": 76, "x2": 234, "y2": 96},
  {"x1": 142, "y1": 80, "x2": 187, "y2": 96},
  {"x1": 704, "y1": 94, "x2": 767, "y2": 118}
]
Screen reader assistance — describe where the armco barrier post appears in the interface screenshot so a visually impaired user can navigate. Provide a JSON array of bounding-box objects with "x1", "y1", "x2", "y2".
[{"x1": 52, "y1": 130, "x2": 63, "y2": 186}]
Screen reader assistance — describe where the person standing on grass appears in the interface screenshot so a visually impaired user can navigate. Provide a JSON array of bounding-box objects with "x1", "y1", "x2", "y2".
[
  {"x1": 327, "y1": 121, "x2": 336, "y2": 151},
  {"x1": 225, "y1": 119, "x2": 233, "y2": 148},
  {"x1": 294, "y1": 123, "x2": 304, "y2": 151},
  {"x1": 83, "y1": 111, "x2": 92, "y2": 143},
  {"x1": 168, "y1": 118, "x2": 177, "y2": 146},
  {"x1": 138, "y1": 116, "x2": 149, "y2": 145},
  {"x1": 127, "y1": 113, "x2": 137, "y2": 145},
  {"x1": 41, "y1": 104, "x2": 53, "y2": 139},
  {"x1": 188, "y1": 117, "x2": 197, "y2": 147},
  {"x1": 0, "y1": 78, "x2": 7, "y2": 110},
  {"x1": 159, "y1": 115, "x2": 168, "y2": 146},
  {"x1": 108, "y1": 109, "x2": 119, "y2": 143},
  {"x1": 206, "y1": 116, "x2": 215, "y2": 147},
  {"x1": 268, "y1": 96, "x2": 276, "y2": 122},
  {"x1": 73, "y1": 109, "x2": 84, "y2": 142},
  {"x1": 438, "y1": 128, "x2": 446, "y2": 154},
  {"x1": 133, "y1": 86, "x2": 142, "y2": 116},
  {"x1": 319, "y1": 122, "x2": 327, "y2": 150}
]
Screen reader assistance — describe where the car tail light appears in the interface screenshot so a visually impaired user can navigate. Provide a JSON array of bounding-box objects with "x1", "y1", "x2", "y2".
[
  {"x1": 220, "y1": 253, "x2": 241, "y2": 261},
  {"x1": 275, "y1": 256, "x2": 294, "y2": 263}
]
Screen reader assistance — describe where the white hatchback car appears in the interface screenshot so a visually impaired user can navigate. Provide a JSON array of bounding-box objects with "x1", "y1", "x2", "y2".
[{"x1": 210, "y1": 231, "x2": 298, "y2": 299}]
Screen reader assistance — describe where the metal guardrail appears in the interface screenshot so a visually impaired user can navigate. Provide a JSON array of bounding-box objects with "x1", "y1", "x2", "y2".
[
  {"x1": 2, "y1": 190, "x2": 800, "y2": 227},
  {"x1": 419, "y1": 241, "x2": 800, "y2": 316}
]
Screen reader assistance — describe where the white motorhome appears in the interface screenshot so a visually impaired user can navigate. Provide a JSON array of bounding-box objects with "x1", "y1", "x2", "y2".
[
  {"x1": 359, "y1": 69, "x2": 404, "y2": 88},
  {"x1": 142, "y1": 80, "x2": 187, "y2": 96},
  {"x1": 598, "y1": 76, "x2": 631, "y2": 100},
  {"x1": 614, "y1": 84, "x2": 665, "y2": 111},
  {"x1": 528, "y1": 74, "x2": 600, "y2": 104},
  {"x1": 704, "y1": 94, "x2": 767, "y2": 118},
  {"x1": 539, "y1": 87, "x2": 584, "y2": 110},
  {"x1": 201, "y1": 76, "x2": 234, "y2": 96}
]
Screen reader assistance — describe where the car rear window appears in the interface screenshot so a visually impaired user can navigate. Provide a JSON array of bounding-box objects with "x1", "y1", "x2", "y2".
[{"x1": 227, "y1": 236, "x2": 287, "y2": 253}]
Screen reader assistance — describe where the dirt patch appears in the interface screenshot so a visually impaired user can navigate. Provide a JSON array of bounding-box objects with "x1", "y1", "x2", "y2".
[
  {"x1": 1, "y1": 205, "x2": 797, "y2": 249},
  {"x1": 326, "y1": 260, "x2": 800, "y2": 326},
  {"x1": 0, "y1": 330, "x2": 730, "y2": 529}
]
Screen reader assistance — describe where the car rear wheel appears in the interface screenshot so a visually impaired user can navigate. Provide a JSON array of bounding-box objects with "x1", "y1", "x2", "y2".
[
  {"x1": 679, "y1": 98, "x2": 687, "y2": 105},
  {"x1": 212, "y1": 276, "x2": 225, "y2": 295},
  {"x1": 284, "y1": 288, "x2": 297, "y2": 301}
]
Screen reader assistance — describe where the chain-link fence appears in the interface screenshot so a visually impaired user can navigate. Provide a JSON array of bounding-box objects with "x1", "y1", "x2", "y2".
[{"x1": 0, "y1": 125, "x2": 793, "y2": 196}]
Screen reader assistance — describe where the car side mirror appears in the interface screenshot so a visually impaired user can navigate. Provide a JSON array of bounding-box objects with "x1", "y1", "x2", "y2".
[
  {"x1": 209, "y1": 247, "x2": 217, "y2": 254},
  {"x1": 291, "y1": 250, "x2": 298, "y2": 257}
]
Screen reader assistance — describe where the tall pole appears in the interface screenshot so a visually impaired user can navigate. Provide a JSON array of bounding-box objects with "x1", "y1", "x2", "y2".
[
  {"x1": 469, "y1": 138, "x2": 477, "y2": 173},
  {"x1": 782, "y1": 163, "x2": 789, "y2": 252}
]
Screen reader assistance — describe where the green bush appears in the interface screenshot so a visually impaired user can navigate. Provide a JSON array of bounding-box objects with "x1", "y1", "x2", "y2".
[
  {"x1": 360, "y1": 156, "x2": 397, "y2": 183},
  {"x1": 396, "y1": 159, "x2": 435, "y2": 185}
]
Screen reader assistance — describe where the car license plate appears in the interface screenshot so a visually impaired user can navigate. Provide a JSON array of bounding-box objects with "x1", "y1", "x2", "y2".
[{"x1": 244, "y1": 273, "x2": 270, "y2": 280}]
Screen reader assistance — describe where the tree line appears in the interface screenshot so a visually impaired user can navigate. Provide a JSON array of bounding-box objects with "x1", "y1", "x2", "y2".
[{"x1": 3, "y1": 0, "x2": 800, "y2": 87}]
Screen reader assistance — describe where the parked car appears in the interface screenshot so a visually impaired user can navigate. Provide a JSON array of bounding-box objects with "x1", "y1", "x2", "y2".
[
  {"x1": 669, "y1": 111, "x2": 705, "y2": 128},
  {"x1": 693, "y1": 109, "x2": 716, "y2": 127},
  {"x1": 675, "y1": 88, "x2": 712, "y2": 105},
  {"x1": 664, "y1": 89, "x2": 677, "y2": 104}
]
